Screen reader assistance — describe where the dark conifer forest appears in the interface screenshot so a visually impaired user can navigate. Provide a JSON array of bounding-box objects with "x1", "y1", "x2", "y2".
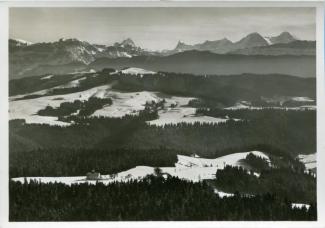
[{"x1": 9, "y1": 176, "x2": 317, "y2": 221}]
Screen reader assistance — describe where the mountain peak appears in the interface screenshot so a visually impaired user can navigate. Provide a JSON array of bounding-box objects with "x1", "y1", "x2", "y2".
[
  {"x1": 236, "y1": 32, "x2": 268, "y2": 48},
  {"x1": 220, "y1": 38, "x2": 231, "y2": 42},
  {"x1": 176, "y1": 40, "x2": 186, "y2": 46},
  {"x1": 218, "y1": 38, "x2": 233, "y2": 45},
  {"x1": 119, "y1": 38, "x2": 136, "y2": 47},
  {"x1": 279, "y1": 31, "x2": 294, "y2": 37},
  {"x1": 246, "y1": 32, "x2": 264, "y2": 39},
  {"x1": 270, "y1": 32, "x2": 297, "y2": 44},
  {"x1": 174, "y1": 40, "x2": 192, "y2": 51}
]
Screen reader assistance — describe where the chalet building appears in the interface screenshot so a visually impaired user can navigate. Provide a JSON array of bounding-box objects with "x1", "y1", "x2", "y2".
[
  {"x1": 86, "y1": 170, "x2": 101, "y2": 180},
  {"x1": 161, "y1": 173, "x2": 172, "y2": 179}
]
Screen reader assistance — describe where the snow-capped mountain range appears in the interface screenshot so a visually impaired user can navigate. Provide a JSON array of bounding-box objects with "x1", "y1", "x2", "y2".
[
  {"x1": 9, "y1": 31, "x2": 315, "y2": 79},
  {"x1": 9, "y1": 37, "x2": 156, "y2": 78},
  {"x1": 9, "y1": 31, "x2": 302, "y2": 60},
  {"x1": 10, "y1": 37, "x2": 150, "y2": 64},
  {"x1": 170, "y1": 32, "x2": 298, "y2": 54}
]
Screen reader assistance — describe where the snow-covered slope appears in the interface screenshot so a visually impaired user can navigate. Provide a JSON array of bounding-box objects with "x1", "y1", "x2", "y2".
[
  {"x1": 12, "y1": 151, "x2": 270, "y2": 185},
  {"x1": 9, "y1": 85, "x2": 112, "y2": 126},
  {"x1": 92, "y1": 90, "x2": 160, "y2": 118},
  {"x1": 146, "y1": 96, "x2": 231, "y2": 126},
  {"x1": 11, "y1": 38, "x2": 33, "y2": 46},
  {"x1": 175, "y1": 151, "x2": 270, "y2": 169},
  {"x1": 93, "y1": 90, "x2": 230, "y2": 125},
  {"x1": 10, "y1": 81, "x2": 230, "y2": 126}
]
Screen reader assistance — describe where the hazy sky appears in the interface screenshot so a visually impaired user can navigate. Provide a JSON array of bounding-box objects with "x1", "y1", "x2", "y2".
[{"x1": 10, "y1": 7, "x2": 315, "y2": 51}]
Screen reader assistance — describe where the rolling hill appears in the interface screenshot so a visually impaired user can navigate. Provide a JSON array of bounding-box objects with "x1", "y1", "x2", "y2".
[{"x1": 90, "y1": 51, "x2": 315, "y2": 78}]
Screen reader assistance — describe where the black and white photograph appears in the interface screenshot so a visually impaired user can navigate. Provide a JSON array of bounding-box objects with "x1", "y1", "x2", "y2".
[{"x1": 5, "y1": 5, "x2": 321, "y2": 222}]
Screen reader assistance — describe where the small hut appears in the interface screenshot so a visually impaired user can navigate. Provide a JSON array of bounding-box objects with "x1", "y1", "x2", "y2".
[{"x1": 86, "y1": 170, "x2": 101, "y2": 180}]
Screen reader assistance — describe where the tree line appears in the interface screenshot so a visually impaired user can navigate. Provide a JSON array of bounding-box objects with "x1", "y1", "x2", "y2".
[
  {"x1": 11, "y1": 69, "x2": 316, "y2": 108},
  {"x1": 9, "y1": 175, "x2": 317, "y2": 221},
  {"x1": 10, "y1": 107, "x2": 315, "y2": 178}
]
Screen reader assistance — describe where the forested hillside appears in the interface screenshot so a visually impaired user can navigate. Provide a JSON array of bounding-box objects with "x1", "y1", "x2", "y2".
[
  {"x1": 10, "y1": 107, "x2": 315, "y2": 178},
  {"x1": 9, "y1": 66, "x2": 317, "y2": 222},
  {"x1": 10, "y1": 70, "x2": 316, "y2": 105}
]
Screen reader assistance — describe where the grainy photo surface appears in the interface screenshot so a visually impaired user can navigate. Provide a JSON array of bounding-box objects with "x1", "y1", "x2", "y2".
[{"x1": 9, "y1": 7, "x2": 317, "y2": 221}]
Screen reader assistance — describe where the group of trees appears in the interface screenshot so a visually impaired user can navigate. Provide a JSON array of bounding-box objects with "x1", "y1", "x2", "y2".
[
  {"x1": 10, "y1": 147, "x2": 178, "y2": 177},
  {"x1": 213, "y1": 165, "x2": 316, "y2": 203},
  {"x1": 243, "y1": 153, "x2": 270, "y2": 171},
  {"x1": 38, "y1": 97, "x2": 113, "y2": 118},
  {"x1": 9, "y1": 175, "x2": 317, "y2": 221},
  {"x1": 196, "y1": 107, "x2": 315, "y2": 122}
]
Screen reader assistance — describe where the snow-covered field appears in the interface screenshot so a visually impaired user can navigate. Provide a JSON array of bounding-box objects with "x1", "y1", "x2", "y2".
[
  {"x1": 12, "y1": 151, "x2": 270, "y2": 186},
  {"x1": 91, "y1": 90, "x2": 160, "y2": 118},
  {"x1": 147, "y1": 109, "x2": 228, "y2": 126},
  {"x1": 10, "y1": 83, "x2": 229, "y2": 126},
  {"x1": 146, "y1": 96, "x2": 229, "y2": 126},
  {"x1": 10, "y1": 71, "x2": 315, "y2": 127},
  {"x1": 121, "y1": 67, "x2": 156, "y2": 75},
  {"x1": 9, "y1": 85, "x2": 112, "y2": 126},
  {"x1": 175, "y1": 151, "x2": 270, "y2": 169},
  {"x1": 92, "y1": 90, "x2": 221, "y2": 127},
  {"x1": 298, "y1": 153, "x2": 316, "y2": 170}
]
